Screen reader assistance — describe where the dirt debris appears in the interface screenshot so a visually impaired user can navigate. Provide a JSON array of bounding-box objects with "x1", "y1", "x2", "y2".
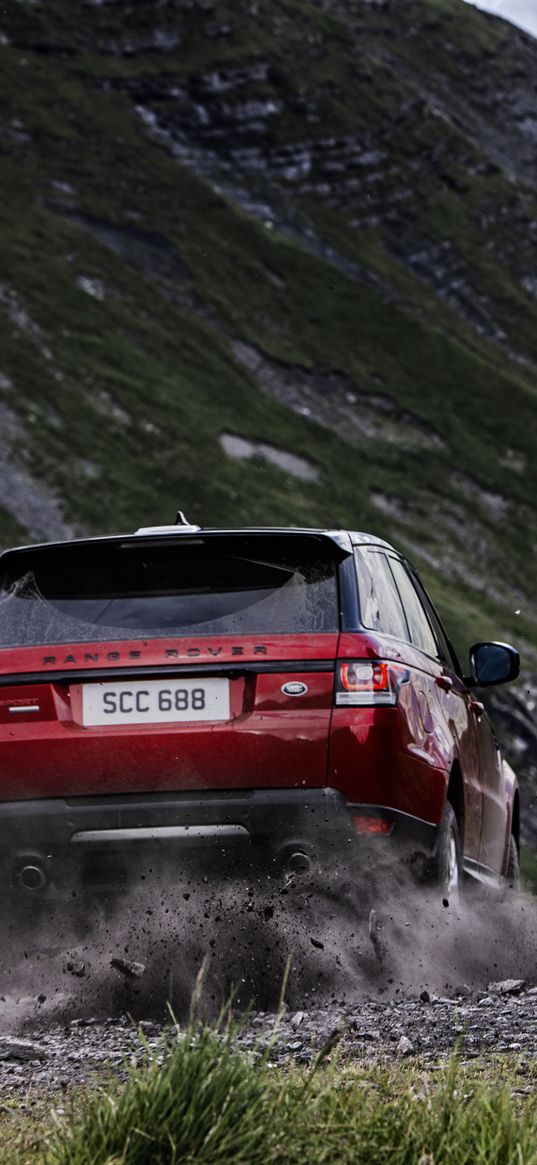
[
  {"x1": 65, "y1": 961, "x2": 86, "y2": 979},
  {"x1": 2, "y1": 986, "x2": 537, "y2": 1094},
  {"x1": 110, "y1": 958, "x2": 146, "y2": 980},
  {"x1": 2, "y1": 875, "x2": 537, "y2": 1096}
]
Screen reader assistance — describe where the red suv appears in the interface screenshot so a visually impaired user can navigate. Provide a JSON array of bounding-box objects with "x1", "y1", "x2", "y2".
[{"x1": 0, "y1": 520, "x2": 520, "y2": 900}]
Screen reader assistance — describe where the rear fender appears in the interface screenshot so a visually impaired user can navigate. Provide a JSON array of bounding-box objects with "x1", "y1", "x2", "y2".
[{"x1": 502, "y1": 759, "x2": 519, "y2": 871}]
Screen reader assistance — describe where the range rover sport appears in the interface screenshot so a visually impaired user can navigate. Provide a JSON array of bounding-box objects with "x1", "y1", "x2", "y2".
[{"x1": 0, "y1": 517, "x2": 520, "y2": 900}]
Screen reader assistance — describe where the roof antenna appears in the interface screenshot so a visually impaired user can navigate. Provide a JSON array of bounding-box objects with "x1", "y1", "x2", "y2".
[{"x1": 175, "y1": 511, "x2": 191, "y2": 526}]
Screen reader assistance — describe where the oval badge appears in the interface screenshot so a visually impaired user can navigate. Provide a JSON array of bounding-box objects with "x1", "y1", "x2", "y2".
[{"x1": 281, "y1": 681, "x2": 308, "y2": 697}]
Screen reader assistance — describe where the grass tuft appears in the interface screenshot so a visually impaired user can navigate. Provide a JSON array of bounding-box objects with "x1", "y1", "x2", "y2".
[
  {"x1": 48, "y1": 1022, "x2": 277, "y2": 1165},
  {"x1": 22, "y1": 1024, "x2": 537, "y2": 1165}
]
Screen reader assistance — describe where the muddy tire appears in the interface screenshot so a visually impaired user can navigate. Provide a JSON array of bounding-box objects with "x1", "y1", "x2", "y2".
[
  {"x1": 504, "y1": 834, "x2": 521, "y2": 892},
  {"x1": 425, "y1": 803, "x2": 462, "y2": 902}
]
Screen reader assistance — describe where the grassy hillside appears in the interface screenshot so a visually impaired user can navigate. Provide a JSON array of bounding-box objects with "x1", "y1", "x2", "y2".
[{"x1": 0, "y1": 0, "x2": 536, "y2": 667}]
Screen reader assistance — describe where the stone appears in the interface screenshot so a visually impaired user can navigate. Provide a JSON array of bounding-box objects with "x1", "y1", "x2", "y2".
[
  {"x1": 111, "y1": 957, "x2": 146, "y2": 979},
  {"x1": 0, "y1": 1037, "x2": 46, "y2": 1062},
  {"x1": 352, "y1": 1027, "x2": 380, "y2": 1041},
  {"x1": 396, "y1": 1036, "x2": 414, "y2": 1057},
  {"x1": 66, "y1": 961, "x2": 86, "y2": 978},
  {"x1": 487, "y1": 979, "x2": 525, "y2": 996}
]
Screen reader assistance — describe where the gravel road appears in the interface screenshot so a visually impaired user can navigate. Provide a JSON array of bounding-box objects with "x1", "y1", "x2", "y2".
[{"x1": 1, "y1": 980, "x2": 537, "y2": 1097}]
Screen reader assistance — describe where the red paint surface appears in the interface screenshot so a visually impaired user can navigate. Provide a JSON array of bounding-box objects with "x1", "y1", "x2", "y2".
[
  {"x1": 0, "y1": 636, "x2": 336, "y2": 799},
  {"x1": 0, "y1": 629, "x2": 513, "y2": 877}
]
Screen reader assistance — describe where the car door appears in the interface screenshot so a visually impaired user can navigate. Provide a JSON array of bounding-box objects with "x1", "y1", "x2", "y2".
[{"x1": 387, "y1": 558, "x2": 483, "y2": 863}]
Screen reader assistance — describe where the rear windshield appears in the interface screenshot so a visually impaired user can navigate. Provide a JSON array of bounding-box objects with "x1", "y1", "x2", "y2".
[{"x1": 0, "y1": 534, "x2": 340, "y2": 647}]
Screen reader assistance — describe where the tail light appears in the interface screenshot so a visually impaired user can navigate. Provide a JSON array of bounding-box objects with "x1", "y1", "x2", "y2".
[
  {"x1": 335, "y1": 660, "x2": 409, "y2": 707},
  {"x1": 353, "y1": 815, "x2": 394, "y2": 836}
]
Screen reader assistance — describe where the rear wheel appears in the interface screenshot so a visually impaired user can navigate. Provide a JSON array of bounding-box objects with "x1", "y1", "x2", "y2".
[{"x1": 426, "y1": 803, "x2": 462, "y2": 902}]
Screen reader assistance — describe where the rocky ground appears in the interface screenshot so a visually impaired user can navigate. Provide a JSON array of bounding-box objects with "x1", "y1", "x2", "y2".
[
  {"x1": 0, "y1": 977, "x2": 536, "y2": 1098},
  {"x1": 2, "y1": 873, "x2": 537, "y2": 1100}
]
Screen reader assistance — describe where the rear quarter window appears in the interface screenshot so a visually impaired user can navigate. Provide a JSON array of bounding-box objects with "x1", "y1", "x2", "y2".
[
  {"x1": 354, "y1": 548, "x2": 408, "y2": 640},
  {"x1": 387, "y1": 557, "x2": 439, "y2": 658}
]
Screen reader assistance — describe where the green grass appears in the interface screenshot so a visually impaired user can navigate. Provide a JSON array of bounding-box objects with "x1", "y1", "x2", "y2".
[
  {"x1": 49, "y1": 1025, "x2": 276, "y2": 1165},
  {"x1": 3, "y1": 1021, "x2": 537, "y2": 1165}
]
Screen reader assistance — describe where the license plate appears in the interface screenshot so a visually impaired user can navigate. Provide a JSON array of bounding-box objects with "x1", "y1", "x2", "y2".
[{"x1": 81, "y1": 678, "x2": 230, "y2": 726}]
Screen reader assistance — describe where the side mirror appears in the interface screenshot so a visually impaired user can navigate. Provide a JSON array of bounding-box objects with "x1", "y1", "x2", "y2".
[{"x1": 468, "y1": 641, "x2": 520, "y2": 688}]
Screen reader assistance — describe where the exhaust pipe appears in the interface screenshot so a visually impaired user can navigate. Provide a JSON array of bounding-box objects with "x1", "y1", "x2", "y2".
[
  {"x1": 16, "y1": 862, "x2": 50, "y2": 893},
  {"x1": 283, "y1": 850, "x2": 312, "y2": 877}
]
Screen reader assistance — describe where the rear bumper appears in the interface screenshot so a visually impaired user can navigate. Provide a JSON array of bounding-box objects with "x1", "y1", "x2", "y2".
[{"x1": 0, "y1": 789, "x2": 438, "y2": 894}]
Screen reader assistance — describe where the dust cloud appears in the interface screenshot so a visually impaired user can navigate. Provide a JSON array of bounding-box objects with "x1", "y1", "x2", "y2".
[{"x1": 1, "y1": 860, "x2": 536, "y2": 1031}]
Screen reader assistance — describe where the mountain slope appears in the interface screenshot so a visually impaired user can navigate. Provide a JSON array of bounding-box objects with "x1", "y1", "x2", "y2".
[{"x1": 0, "y1": 0, "x2": 536, "y2": 680}]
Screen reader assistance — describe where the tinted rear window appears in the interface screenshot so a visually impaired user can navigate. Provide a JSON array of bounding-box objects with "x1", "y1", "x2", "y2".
[{"x1": 0, "y1": 535, "x2": 340, "y2": 647}]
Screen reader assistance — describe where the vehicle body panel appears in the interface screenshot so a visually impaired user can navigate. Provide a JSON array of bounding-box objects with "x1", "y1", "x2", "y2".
[
  {"x1": 0, "y1": 525, "x2": 519, "y2": 893},
  {"x1": 0, "y1": 636, "x2": 338, "y2": 801},
  {"x1": 475, "y1": 708, "x2": 511, "y2": 873}
]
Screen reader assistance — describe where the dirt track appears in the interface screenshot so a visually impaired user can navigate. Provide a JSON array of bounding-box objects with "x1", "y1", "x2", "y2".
[
  {"x1": 2, "y1": 876, "x2": 537, "y2": 1094},
  {"x1": 1, "y1": 981, "x2": 537, "y2": 1097}
]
